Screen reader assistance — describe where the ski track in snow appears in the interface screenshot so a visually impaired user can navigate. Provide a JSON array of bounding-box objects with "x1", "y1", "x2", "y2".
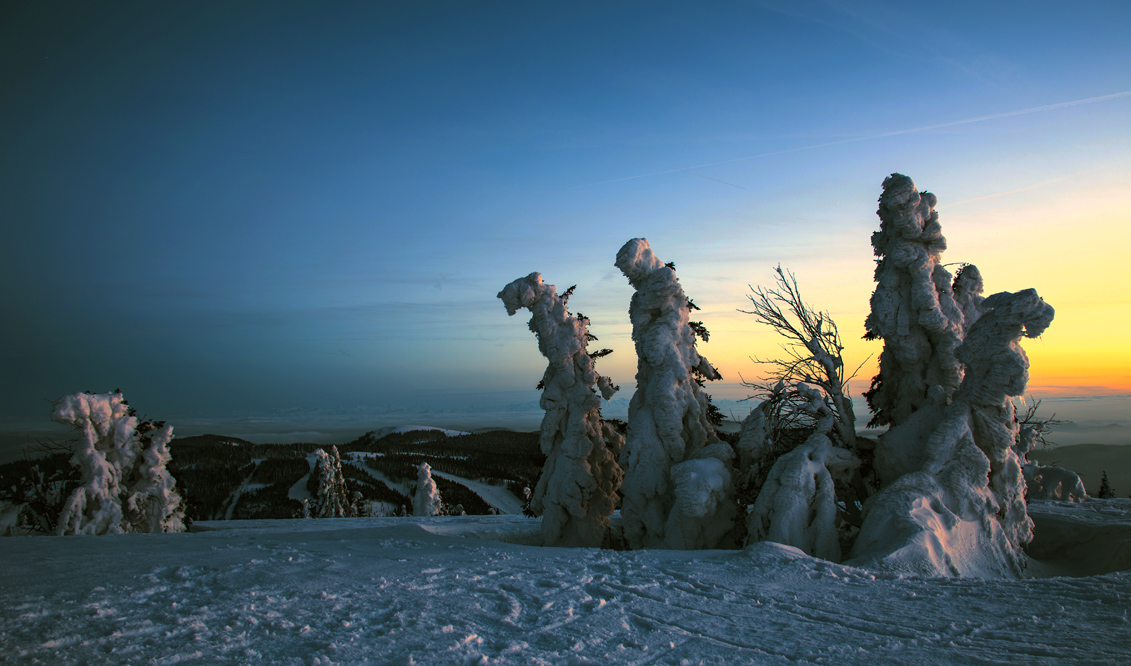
[{"x1": 1, "y1": 516, "x2": 1129, "y2": 665}]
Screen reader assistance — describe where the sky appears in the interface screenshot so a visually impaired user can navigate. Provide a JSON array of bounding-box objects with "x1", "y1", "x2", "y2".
[{"x1": 2, "y1": 1, "x2": 1129, "y2": 437}]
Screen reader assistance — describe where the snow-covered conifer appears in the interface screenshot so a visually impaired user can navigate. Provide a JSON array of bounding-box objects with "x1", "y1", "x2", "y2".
[
  {"x1": 413, "y1": 462, "x2": 442, "y2": 517},
  {"x1": 310, "y1": 447, "x2": 351, "y2": 518},
  {"x1": 53, "y1": 391, "x2": 185, "y2": 535},
  {"x1": 615, "y1": 239, "x2": 735, "y2": 549},
  {"x1": 498, "y1": 272, "x2": 623, "y2": 547},
  {"x1": 863, "y1": 174, "x2": 968, "y2": 434},
  {"x1": 851, "y1": 289, "x2": 1054, "y2": 577}
]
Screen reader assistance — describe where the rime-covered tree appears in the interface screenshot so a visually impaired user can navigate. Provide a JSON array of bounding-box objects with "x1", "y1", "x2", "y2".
[
  {"x1": 863, "y1": 174, "x2": 969, "y2": 434},
  {"x1": 413, "y1": 462, "x2": 442, "y2": 517},
  {"x1": 53, "y1": 391, "x2": 185, "y2": 535},
  {"x1": 498, "y1": 273, "x2": 623, "y2": 547},
  {"x1": 615, "y1": 238, "x2": 735, "y2": 550},
  {"x1": 852, "y1": 289, "x2": 1054, "y2": 577},
  {"x1": 309, "y1": 446, "x2": 351, "y2": 518}
]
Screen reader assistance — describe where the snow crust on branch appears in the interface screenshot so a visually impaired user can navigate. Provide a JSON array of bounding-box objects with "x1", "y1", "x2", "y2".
[
  {"x1": 53, "y1": 391, "x2": 185, "y2": 535},
  {"x1": 310, "y1": 447, "x2": 351, "y2": 518},
  {"x1": 864, "y1": 174, "x2": 969, "y2": 431},
  {"x1": 615, "y1": 239, "x2": 734, "y2": 549},
  {"x1": 851, "y1": 289, "x2": 1054, "y2": 577},
  {"x1": 498, "y1": 272, "x2": 622, "y2": 547},
  {"x1": 413, "y1": 462, "x2": 442, "y2": 517}
]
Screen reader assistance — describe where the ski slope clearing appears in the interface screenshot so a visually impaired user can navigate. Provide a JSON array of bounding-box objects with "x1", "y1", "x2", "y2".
[
  {"x1": 3, "y1": 507, "x2": 1130, "y2": 665},
  {"x1": 431, "y1": 469, "x2": 526, "y2": 515}
]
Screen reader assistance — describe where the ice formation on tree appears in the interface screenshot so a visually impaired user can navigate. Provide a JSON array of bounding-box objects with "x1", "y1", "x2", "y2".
[
  {"x1": 863, "y1": 174, "x2": 968, "y2": 430},
  {"x1": 851, "y1": 289, "x2": 1054, "y2": 577},
  {"x1": 309, "y1": 447, "x2": 351, "y2": 518},
  {"x1": 413, "y1": 462, "x2": 442, "y2": 517},
  {"x1": 498, "y1": 272, "x2": 623, "y2": 547},
  {"x1": 864, "y1": 175, "x2": 996, "y2": 487},
  {"x1": 53, "y1": 391, "x2": 185, "y2": 535},
  {"x1": 615, "y1": 238, "x2": 735, "y2": 549}
]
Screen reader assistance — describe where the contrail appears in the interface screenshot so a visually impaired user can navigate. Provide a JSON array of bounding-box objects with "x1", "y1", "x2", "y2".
[
  {"x1": 575, "y1": 90, "x2": 1131, "y2": 188},
  {"x1": 938, "y1": 164, "x2": 1114, "y2": 209},
  {"x1": 660, "y1": 164, "x2": 747, "y2": 190}
]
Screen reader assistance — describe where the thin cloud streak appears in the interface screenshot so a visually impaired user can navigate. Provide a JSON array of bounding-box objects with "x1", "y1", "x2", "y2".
[{"x1": 576, "y1": 90, "x2": 1131, "y2": 189}]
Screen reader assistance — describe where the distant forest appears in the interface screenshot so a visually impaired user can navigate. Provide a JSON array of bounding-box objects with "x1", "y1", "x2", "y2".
[{"x1": 0, "y1": 429, "x2": 545, "y2": 527}]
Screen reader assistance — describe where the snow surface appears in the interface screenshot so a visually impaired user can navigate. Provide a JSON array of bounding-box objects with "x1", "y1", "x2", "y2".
[{"x1": 3, "y1": 506, "x2": 1131, "y2": 665}]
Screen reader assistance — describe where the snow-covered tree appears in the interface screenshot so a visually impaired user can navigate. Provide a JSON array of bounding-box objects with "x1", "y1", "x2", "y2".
[
  {"x1": 413, "y1": 462, "x2": 442, "y2": 517},
  {"x1": 863, "y1": 174, "x2": 969, "y2": 436},
  {"x1": 851, "y1": 289, "x2": 1054, "y2": 577},
  {"x1": 53, "y1": 391, "x2": 186, "y2": 535},
  {"x1": 615, "y1": 238, "x2": 735, "y2": 549},
  {"x1": 738, "y1": 267, "x2": 870, "y2": 547},
  {"x1": 309, "y1": 447, "x2": 351, "y2": 518},
  {"x1": 498, "y1": 272, "x2": 623, "y2": 547}
]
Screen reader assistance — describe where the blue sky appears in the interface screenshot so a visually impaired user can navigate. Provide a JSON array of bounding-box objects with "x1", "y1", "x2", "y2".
[{"x1": 2, "y1": 1, "x2": 1130, "y2": 432}]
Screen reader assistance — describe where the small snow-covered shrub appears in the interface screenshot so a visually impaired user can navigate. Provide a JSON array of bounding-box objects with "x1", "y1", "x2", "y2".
[
  {"x1": 413, "y1": 462, "x2": 442, "y2": 517},
  {"x1": 53, "y1": 391, "x2": 185, "y2": 535}
]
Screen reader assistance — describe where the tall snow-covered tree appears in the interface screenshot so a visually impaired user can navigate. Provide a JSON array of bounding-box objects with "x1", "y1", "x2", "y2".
[
  {"x1": 615, "y1": 238, "x2": 735, "y2": 550},
  {"x1": 413, "y1": 462, "x2": 442, "y2": 517},
  {"x1": 53, "y1": 391, "x2": 186, "y2": 535},
  {"x1": 498, "y1": 272, "x2": 623, "y2": 547},
  {"x1": 863, "y1": 175, "x2": 968, "y2": 430},
  {"x1": 308, "y1": 446, "x2": 351, "y2": 518},
  {"x1": 864, "y1": 174, "x2": 993, "y2": 488},
  {"x1": 852, "y1": 288, "x2": 1054, "y2": 577}
]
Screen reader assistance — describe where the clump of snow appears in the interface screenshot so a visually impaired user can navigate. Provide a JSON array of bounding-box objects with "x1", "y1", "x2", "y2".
[
  {"x1": 413, "y1": 462, "x2": 443, "y2": 517},
  {"x1": 309, "y1": 446, "x2": 352, "y2": 518},
  {"x1": 498, "y1": 272, "x2": 623, "y2": 547},
  {"x1": 615, "y1": 239, "x2": 734, "y2": 549},
  {"x1": 52, "y1": 391, "x2": 185, "y2": 535},
  {"x1": 852, "y1": 289, "x2": 1054, "y2": 577}
]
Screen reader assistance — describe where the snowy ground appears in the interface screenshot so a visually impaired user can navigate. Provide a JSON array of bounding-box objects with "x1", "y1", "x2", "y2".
[{"x1": 2, "y1": 506, "x2": 1131, "y2": 665}]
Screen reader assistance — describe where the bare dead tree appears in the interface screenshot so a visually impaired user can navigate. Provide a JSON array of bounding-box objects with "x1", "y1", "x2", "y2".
[{"x1": 739, "y1": 266, "x2": 866, "y2": 451}]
